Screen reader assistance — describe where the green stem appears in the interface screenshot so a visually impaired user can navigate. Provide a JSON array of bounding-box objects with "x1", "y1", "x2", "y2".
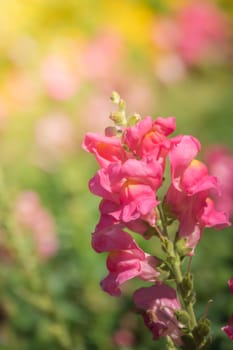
[
  {"x1": 166, "y1": 335, "x2": 178, "y2": 350},
  {"x1": 172, "y1": 259, "x2": 197, "y2": 329}
]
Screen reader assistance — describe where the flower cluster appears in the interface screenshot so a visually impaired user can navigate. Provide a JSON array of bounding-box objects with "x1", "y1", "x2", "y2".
[{"x1": 82, "y1": 93, "x2": 230, "y2": 347}]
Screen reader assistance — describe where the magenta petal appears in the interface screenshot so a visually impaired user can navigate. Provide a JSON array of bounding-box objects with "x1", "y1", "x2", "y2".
[
  {"x1": 200, "y1": 198, "x2": 230, "y2": 229},
  {"x1": 169, "y1": 135, "x2": 201, "y2": 190},
  {"x1": 92, "y1": 225, "x2": 139, "y2": 253},
  {"x1": 229, "y1": 278, "x2": 233, "y2": 294},
  {"x1": 222, "y1": 315, "x2": 233, "y2": 341},
  {"x1": 154, "y1": 116, "x2": 176, "y2": 136},
  {"x1": 82, "y1": 132, "x2": 124, "y2": 167}
]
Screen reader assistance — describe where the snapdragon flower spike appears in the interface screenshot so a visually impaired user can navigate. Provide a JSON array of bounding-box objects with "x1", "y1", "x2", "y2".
[
  {"x1": 101, "y1": 246, "x2": 160, "y2": 296},
  {"x1": 133, "y1": 284, "x2": 183, "y2": 346},
  {"x1": 222, "y1": 277, "x2": 233, "y2": 341}
]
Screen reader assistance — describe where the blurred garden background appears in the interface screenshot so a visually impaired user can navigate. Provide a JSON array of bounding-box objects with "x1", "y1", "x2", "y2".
[{"x1": 0, "y1": 0, "x2": 233, "y2": 349}]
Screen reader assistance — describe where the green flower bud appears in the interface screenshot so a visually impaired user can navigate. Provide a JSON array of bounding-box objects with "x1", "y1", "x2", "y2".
[
  {"x1": 175, "y1": 238, "x2": 192, "y2": 257},
  {"x1": 110, "y1": 111, "x2": 127, "y2": 126},
  {"x1": 193, "y1": 319, "x2": 211, "y2": 339},
  {"x1": 162, "y1": 238, "x2": 175, "y2": 257},
  {"x1": 175, "y1": 310, "x2": 191, "y2": 327},
  {"x1": 127, "y1": 113, "x2": 141, "y2": 126},
  {"x1": 110, "y1": 91, "x2": 121, "y2": 104},
  {"x1": 105, "y1": 126, "x2": 118, "y2": 137}
]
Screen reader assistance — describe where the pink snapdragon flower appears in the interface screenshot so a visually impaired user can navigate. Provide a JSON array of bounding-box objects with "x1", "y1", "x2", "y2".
[
  {"x1": 92, "y1": 204, "x2": 153, "y2": 254},
  {"x1": 92, "y1": 214, "x2": 160, "y2": 296},
  {"x1": 89, "y1": 158, "x2": 162, "y2": 223},
  {"x1": 169, "y1": 135, "x2": 201, "y2": 191},
  {"x1": 83, "y1": 132, "x2": 126, "y2": 168},
  {"x1": 166, "y1": 154, "x2": 229, "y2": 253},
  {"x1": 166, "y1": 137, "x2": 230, "y2": 252},
  {"x1": 122, "y1": 116, "x2": 176, "y2": 169},
  {"x1": 222, "y1": 277, "x2": 233, "y2": 341},
  {"x1": 133, "y1": 284, "x2": 183, "y2": 345},
  {"x1": 91, "y1": 214, "x2": 139, "y2": 253},
  {"x1": 101, "y1": 246, "x2": 160, "y2": 296},
  {"x1": 205, "y1": 146, "x2": 233, "y2": 218},
  {"x1": 84, "y1": 101, "x2": 233, "y2": 345}
]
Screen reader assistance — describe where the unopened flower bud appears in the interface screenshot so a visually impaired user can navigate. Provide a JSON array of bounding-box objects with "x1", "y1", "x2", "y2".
[
  {"x1": 162, "y1": 238, "x2": 175, "y2": 258},
  {"x1": 175, "y1": 237, "x2": 192, "y2": 257},
  {"x1": 110, "y1": 91, "x2": 121, "y2": 104},
  {"x1": 192, "y1": 319, "x2": 211, "y2": 349},
  {"x1": 105, "y1": 126, "x2": 118, "y2": 137},
  {"x1": 193, "y1": 319, "x2": 211, "y2": 339},
  {"x1": 175, "y1": 310, "x2": 191, "y2": 327},
  {"x1": 119, "y1": 98, "x2": 126, "y2": 112},
  {"x1": 128, "y1": 113, "x2": 141, "y2": 126},
  {"x1": 110, "y1": 111, "x2": 127, "y2": 126}
]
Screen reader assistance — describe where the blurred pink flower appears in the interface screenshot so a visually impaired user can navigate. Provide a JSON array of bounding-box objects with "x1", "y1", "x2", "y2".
[
  {"x1": 113, "y1": 329, "x2": 135, "y2": 347},
  {"x1": 4, "y1": 70, "x2": 38, "y2": 108},
  {"x1": 152, "y1": 0, "x2": 229, "y2": 74},
  {"x1": 15, "y1": 191, "x2": 59, "y2": 259},
  {"x1": 205, "y1": 146, "x2": 233, "y2": 218},
  {"x1": 122, "y1": 79, "x2": 155, "y2": 115},
  {"x1": 152, "y1": 18, "x2": 180, "y2": 52},
  {"x1": 177, "y1": 1, "x2": 229, "y2": 65},
  {"x1": 41, "y1": 54, "x2": 79, "y2": 100},
  {"x1": 113, "y1": 312, "x2": 137, "y2": 347},
  {"x1": 0, "y1": 98, "x2": 8, "y2": 132},
  {"x1": 35, "y1": 113, "x2": 76, "y2": 163},
  {"x1": 80, "y1": 30, "x2": 124, "y2": 82},
  {"x1": 81, "y1": 93, "x2": 116, "y2": 133},
  {"x1": 154, "y1": 54, "x2": 186, "y2": 84}
]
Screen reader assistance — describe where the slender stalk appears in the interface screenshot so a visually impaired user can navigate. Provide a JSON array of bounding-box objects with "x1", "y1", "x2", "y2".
[
  {"x1": 166, "y1": 335, "x2": 178, "y2": 350},
  {"x1": 172, "y1": 259, "x2": 197, "y2": 329},
  {"x1": 157, "y1": 204, "x2": 198, "y2": 332}
]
